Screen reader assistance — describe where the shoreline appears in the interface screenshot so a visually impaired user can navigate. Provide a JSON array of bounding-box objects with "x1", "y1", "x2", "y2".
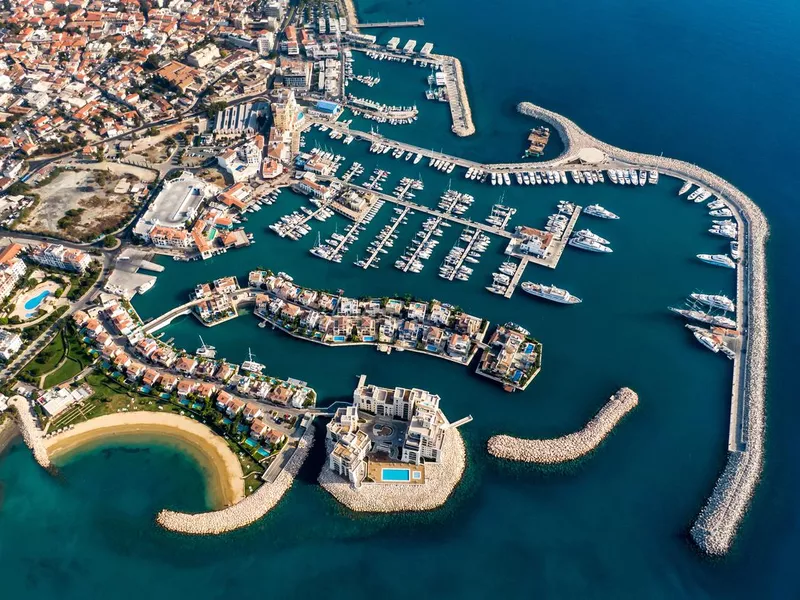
[
  {"x1": 514, "y1": 101, "x2": 768, "y2": 555},
  {"x1": 318, "y1": 427, "x2": 466, "y2": 512},
  {"x1": 487, "y1": 388, "x2": 638, "y2": 463},
  {"x1": 44, "y1": 412, "x2": 245, "y2": 508},
  {"x1": 156, "y1": 422, "x2": 315, "y2": 534},
  {"x1": 0, "y1": 418, "x2": 20, "y2": 456}
]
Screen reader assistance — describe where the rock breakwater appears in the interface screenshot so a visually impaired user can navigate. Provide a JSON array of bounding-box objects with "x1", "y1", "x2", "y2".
[
  {"x1": 156, "y1": 424, "x2": 315, "y2": 535},
  {"x1": 487, "y1": 388, "x2": 638, "y2": 463},
  {"x1": 9, "y1": 396, "x2": 50, "y2": 468},
  {"x1": 318, "y1": 428, "x2": 466, "y2": 512},
  {"x1": 516, "y1": 100, "x2": 769, "y2": 555}
]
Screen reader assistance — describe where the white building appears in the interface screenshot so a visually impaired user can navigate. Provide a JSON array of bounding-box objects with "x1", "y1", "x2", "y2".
[
  {"x1": 326, "y1": 406, "x2": 371, "y2": 485},
  {"x1": 401, "y1": 393, "x2": 447, "y2": 465},
  {"x1": 257, "y1": 33, "x2": 275, "y2": 56},
  {"x1": 37, "y1": 384, "x2": 93, "y2": 417},
  {"x1": 27, "y1": 243, "x2": 92, "y2": 273},
  {"x1": 0, "y1": 329, "x2": 23, "y2": 361},
  {"x1": 214, "y1": 103, "x2": 259, "y2": 138},
  {"x1": 186, "y1": 44, "x2": 221, "y2": 68}
]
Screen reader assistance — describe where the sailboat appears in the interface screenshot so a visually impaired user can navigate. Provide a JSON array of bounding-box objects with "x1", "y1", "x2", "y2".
[
  {"x1": 196, "y1": 335, "x2": 216, "y2": 359},
  {"x1": 241, "y1": 348, "x2": 265, "y2": 374}
]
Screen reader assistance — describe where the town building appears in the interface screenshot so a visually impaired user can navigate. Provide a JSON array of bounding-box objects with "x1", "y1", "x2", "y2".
[
  {"x1": 27, "y1": 243, "x2": 92, "y2": 273},
  {"x1": 0, "y1": 329, "x2": 23, "y2": 361}
]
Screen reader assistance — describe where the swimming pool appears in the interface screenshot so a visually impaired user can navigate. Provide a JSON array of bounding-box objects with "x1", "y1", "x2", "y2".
[
  {"x1": 333, "y1": 335, "x2": 346, "y2": 342},
  {"x1": 24, "y1": 290, "x2": 51, "y2": 316},
  {"x1": 382, "y1": 468, "x2": 411, "y2": 482}
]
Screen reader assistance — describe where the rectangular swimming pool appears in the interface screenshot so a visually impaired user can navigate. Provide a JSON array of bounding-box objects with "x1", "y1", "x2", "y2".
[{"x1": 382, "y1": 468, "x2": 411, "y2": 482}]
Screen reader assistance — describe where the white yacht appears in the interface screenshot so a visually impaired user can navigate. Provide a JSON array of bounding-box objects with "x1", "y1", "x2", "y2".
[
  {"x1": 521, "y1": 282, "x2": 582, "y2": 304},
  {"x1": 697, "y1": 254, "x2": 736, "y2": 269},
  {"x1": 690, "y1": 293, "x2": 735, "y2": 312},
  {"x1": 574, "y1": 229, "x2": 610, "y2": 245},
  {"x1": 196, "y1": 336, "x2": 216, "y2": 359},
  {"x1": 730, "y1": 241, "x2": 741, "y2": 261},
  {"x1": 583, "y1": 204, "x2": 619, "y2": 219},
  {"x1": 241, "y1": 348, "x2": 265, "y2": 373},
  {"x1": 569, "y1": 235, "x2": 612, "y2": 253},
  {"x1": 693, "y1": 330, "x2": 722, "y2": 353}
]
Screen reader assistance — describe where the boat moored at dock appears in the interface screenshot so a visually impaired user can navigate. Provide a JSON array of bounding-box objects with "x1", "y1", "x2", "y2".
[{"x1": 521, "y1": 282, "x2": 582, "y2": 304}]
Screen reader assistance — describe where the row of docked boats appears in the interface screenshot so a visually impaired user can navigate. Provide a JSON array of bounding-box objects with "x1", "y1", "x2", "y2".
[
  {"x1": 395, "y1": 216, "x2": 443, "y2": 273},
  {"x1": 438, "y1": 187, "x2": 474, "y2": 215},
  {"x1": 341, "y1": 161, "x2": 364, "y2": 182},
  {"x1": 429, "y1": 156, "x2": 457, "y2": 173},
  {"x1": 441, "y1": 228, "x2": 490, "y2": 281},
  {"x1": 393, "y1": 177, "x2": 424, "y2": 200},
  {"x1": 606, "y1": 169, "x2": 658, "y2": 185}
]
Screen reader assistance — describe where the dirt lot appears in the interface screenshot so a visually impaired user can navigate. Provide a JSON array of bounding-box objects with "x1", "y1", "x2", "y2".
[
  {"x1": 130, "y1": 123, "x2": 189, "y2": 164},
  {"x1": 17, "y1": 169, "x2": 143, "y2": 242},
  {"x1": 194, "y1": 166, "x2": 229, "y2": 187}
]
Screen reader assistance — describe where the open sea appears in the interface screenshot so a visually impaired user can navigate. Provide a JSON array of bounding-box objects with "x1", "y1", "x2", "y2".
[{"x1": 1, "y1": 0, "x2": 799, "y2": 597}]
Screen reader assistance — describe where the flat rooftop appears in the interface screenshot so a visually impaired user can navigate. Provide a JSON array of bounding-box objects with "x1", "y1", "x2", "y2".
[{"x1": 134, "y1": 177, "x2": 209, "y2": 235}]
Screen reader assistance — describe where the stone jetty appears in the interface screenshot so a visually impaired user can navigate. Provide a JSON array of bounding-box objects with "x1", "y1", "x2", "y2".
[
  {"x1": 516, "y1": 100, "x2": 769, "y2": 555},
  {"x1": 9, "y1": 395, "x2": 50, "y2": 468},
  {"x1": 318, "y1": 428, "x2": 466, "y2": 512},
  {"x1": 437, "y1": 55, "x2": 475, "y2": 137},
  {"x1": 156, "y1": 424, "x2": 315, "y2": 535},
  {"x1": 487, "y1": 388, "x2": 638, "y2": 463}
]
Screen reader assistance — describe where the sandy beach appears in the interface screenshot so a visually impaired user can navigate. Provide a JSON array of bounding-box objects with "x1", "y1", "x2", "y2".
[{"x1": 44, "y1": 412, "x2": 245, "y2": 508}]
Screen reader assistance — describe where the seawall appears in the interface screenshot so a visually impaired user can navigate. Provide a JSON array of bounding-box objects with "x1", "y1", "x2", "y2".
[
  {"x1": 515, "y1": 100, "x2": 769, "y2": 555},
  {"x1": 318, "y1": 427, "x2": 466, "y2": 512},
  {"x1": 156, "y1": 423, "x2": 315, "y2": 535},
  {"x1": 487, "y1": 388, "x2": 638, "y2": 463}
]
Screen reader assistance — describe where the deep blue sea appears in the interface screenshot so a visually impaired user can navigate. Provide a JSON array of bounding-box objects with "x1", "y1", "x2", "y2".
[{"x1": 1, "y1": 0, "x2": 799, "y2": 597}]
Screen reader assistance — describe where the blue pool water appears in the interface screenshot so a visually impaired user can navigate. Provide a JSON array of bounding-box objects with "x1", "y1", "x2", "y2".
[
  {"x1": 333, "y1": 335, "x2": 346, "y2": 342},
  {"x1": 24, "y1": 290, "x2": 50, "y2": 311},
  {"x1": 382, "y1": 468, "x2": 411, "y2": 482}
]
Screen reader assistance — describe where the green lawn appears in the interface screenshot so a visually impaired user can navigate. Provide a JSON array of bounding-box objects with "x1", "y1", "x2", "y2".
[
  {"x1": 21, "y1": 331, "x2": 66, "y2": 379},
  {"x1": 43, "y1": 356, "x2": 83, "y2": 388}
]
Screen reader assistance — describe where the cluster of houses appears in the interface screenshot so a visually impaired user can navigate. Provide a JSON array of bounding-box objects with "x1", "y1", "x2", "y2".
[
  {"x1": 248, "y1": 270, "x2": 487, "y2": 363},
  {"x1": 477, "y1": 324, "x2": 542, "y2": 392},
  {"x1": 71, "y1": 298, "x2": 315, "y2": 417},
  {"x1": 192, "y1": 276, "x2": 242, "y2": 324}
]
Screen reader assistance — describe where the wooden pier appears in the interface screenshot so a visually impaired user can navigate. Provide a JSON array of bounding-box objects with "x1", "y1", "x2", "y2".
[
  {"x1": 329, "y1": 210, "x2": 373, "y2": 259},
  {"x1": 363, "y1": 206, "x2": 409, "y2": 269},
  {"x1": 503, "y1": 258, "x2": 530, "y2": 298}
]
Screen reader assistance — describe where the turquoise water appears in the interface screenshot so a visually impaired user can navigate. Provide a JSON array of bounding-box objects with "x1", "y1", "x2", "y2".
[
  {"x1": 382, "y1": 468, "x2": 411, "y2": 481},
  {"x1": 2, "y1": 0, "x2": 799, "y2": 597}
]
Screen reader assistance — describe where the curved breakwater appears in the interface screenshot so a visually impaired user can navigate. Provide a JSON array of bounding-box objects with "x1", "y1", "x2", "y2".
[
  {"x1": 487, "y1": 388, "x2": 638, "y2": 463},
  {"x1": 156, "y1": 424, "x2": 315, "y2": 535},
  {"x1": 318, "y1": 428, "x2": 466, "y2": 512},
  {"x1": 515, "y1": 101, "x2": 769, "y2": 555}
]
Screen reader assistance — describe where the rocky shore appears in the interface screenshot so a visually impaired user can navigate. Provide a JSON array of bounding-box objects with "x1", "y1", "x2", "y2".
[
  {"x1": 487, "y1": 388, "x2": 638, "y2": 463},
  {"x1": 156, "y1": 424, "x2": 315, "y2": 535},
  {"x1": 9, "y1": 396, "x2": 50, "y2": 468},
  {"x1": 515, "y1": 100, "x2": 769, "y2": 555},
  {"x1": 318, "y1": 427, "x2": 466, "y2": 512}
]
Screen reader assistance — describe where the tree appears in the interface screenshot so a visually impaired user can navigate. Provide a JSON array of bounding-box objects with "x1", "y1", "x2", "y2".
[
  {"x1": 103, "y1": 235, "x2": 118, "y2": 248},
  {"x1": 206, "y1": 101, "x2": 227, "y2": 119}
]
